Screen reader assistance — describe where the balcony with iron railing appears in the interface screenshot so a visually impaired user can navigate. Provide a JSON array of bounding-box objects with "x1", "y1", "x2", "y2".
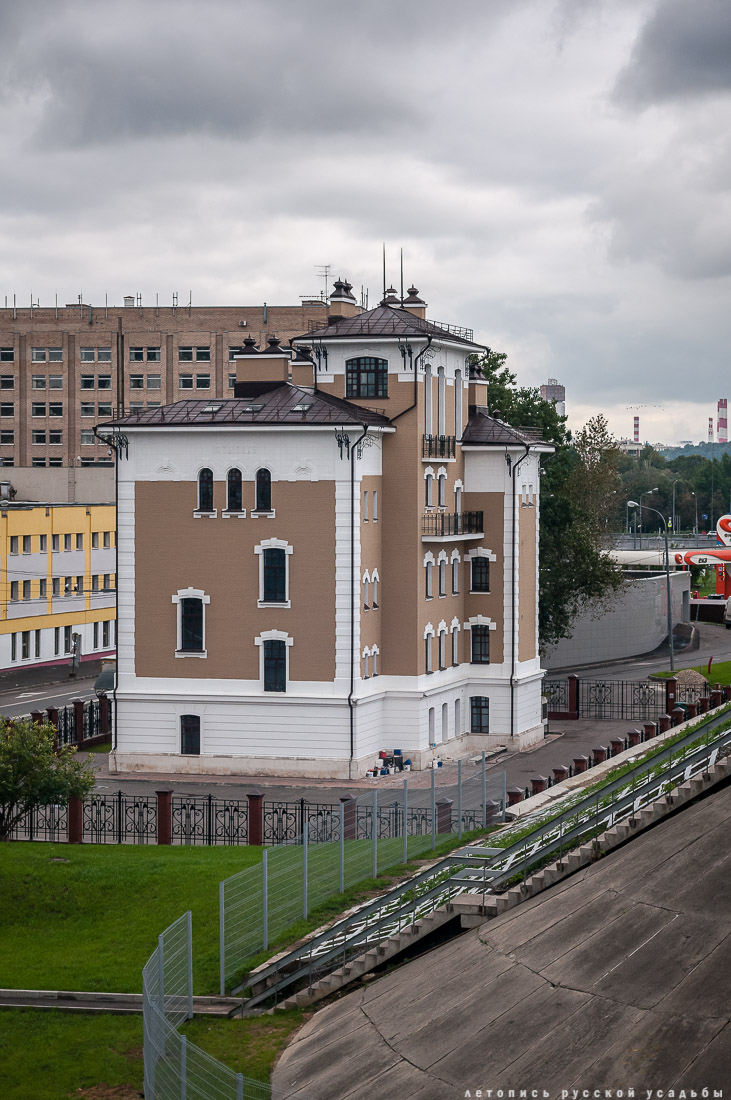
[
  {"x1": 422, "y1": 510, "x2": 484, "y2": 541},
  {"x1": 422, "y1": 434, "x2": 456, "y2": 459}
]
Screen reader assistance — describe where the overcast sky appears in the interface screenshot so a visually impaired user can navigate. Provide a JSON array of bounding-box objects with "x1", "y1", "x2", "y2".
[{"x1": 1, "y1": 0, "x2": 730, "y2": 445}]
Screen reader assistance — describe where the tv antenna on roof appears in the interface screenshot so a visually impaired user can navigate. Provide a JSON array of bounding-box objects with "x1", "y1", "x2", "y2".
[{"x1": 314, "y1": 264, "x2": 331, "y2": 303}]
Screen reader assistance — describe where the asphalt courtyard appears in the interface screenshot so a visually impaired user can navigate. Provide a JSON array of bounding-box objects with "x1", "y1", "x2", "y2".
[{"x1": 273, "y1": 780, "x2": 731, "y2": 1099}]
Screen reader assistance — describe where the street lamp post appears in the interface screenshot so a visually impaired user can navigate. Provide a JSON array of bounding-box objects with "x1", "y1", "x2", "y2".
[
  {"x1": 628, "y1": 500, "x2": 675, "y2": 672},
  {"x1": 638, "y1": 488, "x2": 658, "y2": 547},
  {"x1": 672, "y1": 479, "x2": 681, "y2": 535},
  {"x1": 691, "y1": 491, "x2": 698, "y2": 540}
]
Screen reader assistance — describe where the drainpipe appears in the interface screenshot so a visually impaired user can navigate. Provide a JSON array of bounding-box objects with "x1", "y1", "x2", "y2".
[
  {"x1": 389, "y1": 336, "x2": 432, "y2": 423},
  {"x1": 509, "y1": 442, "x2": 531, "y2": 740},
  {"x1": 348, "y1": 423, "x2": 370, "y2": 777}
]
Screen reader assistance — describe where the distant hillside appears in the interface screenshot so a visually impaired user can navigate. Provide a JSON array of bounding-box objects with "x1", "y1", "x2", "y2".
[{"x1": 659, "y1": 442, "x2": 731, "y2": 461}]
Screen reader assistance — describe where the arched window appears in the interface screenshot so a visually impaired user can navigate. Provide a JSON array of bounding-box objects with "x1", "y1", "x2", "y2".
[
  {"x1": 424, "y1": 364, "x2": 432, "y2": 434},
  {"x1": 471, "y1": 557, "x2": 490, "y2": 593},
  {"x1": 372, "y1": 646, "x2": 379, "y2": 676},
  {"x1": 455, "y1": 368, "x2": 463, "y2": 438},
  {"x1": 438, "y1": 629, "x2": 447, "y2": 670},
  {"x1": 197, "y1": 468, "x2": 214, "y2": 512},
  {"x1": 255, "y1": 468, "x2": 272, "y2": 513},
  {"x1": 371, "y1": 570, "x2": 379, "y2": 608},
  {"x1": 263, "y1": 548, "x2": 286, "y2": 603},
  {"x1": 451, "y1": 552, "x2": 460, "y2": 595},
  {"x1": 362, "y1": 573, "x2": 370, "y2": 610},
  {"x1": 425, "y1": 559, "x2": 433, "y2": 599},
  {"x1": 180, "y1": 714, "x2": 200, "y2": 755},
  {"x1": 425, "y1": 470, "x2": 434, "y2": 508},
  {"x1": 172, "y1": 587, "x2": 210, "y2": 657},
  {"x1": 471, "y1": 624, "x2": 490, "y2": 664},
  {"x1": 263, "y1": 639, "x2": 287, "y2": 692},
  {"x1": 451, "y1": 622, "x2": 460, "y2": 665},
  {"x1": 437, "y1": 470, "x2": 447, "y2": 507},
  {"x1": 438, "y1": 554, "x2": 447, "y2": 597},
  {"x1": 346, "y1": 356, "x2": 388, "y2": 399},
  {"x1": 454, "y1": 481, "x2": 463, "y2": 513},
  {"x1": 437, "y1": 366, "x2": 446, "y2": 436},
  {"x1": 226, "y1": 468, "x2": 242, "y2": 512}
]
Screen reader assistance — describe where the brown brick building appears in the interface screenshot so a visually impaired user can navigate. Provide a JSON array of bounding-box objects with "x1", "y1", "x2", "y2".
[{"x1": 0, "y1": 298, "x2": 329, "y2": 469}]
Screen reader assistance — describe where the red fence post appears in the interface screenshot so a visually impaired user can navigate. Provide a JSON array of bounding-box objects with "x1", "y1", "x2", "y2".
[
  {"x1": 710, "y1": 688, "x2": 723, "y2": 709},
  {"x1": 665, "y1": 677, "x2": 678, "y2": 716},
  {"x1": 568, "y1": 674, "x2": 579, "y2": 720},
  {"x1": 723, "y1": 686, "x2": 731, "y2": 704},
  {"x1": 591, "y1": 747, "x2": 607, "y2": 765},
  {"x1": 507, "y1": 787, "x2": 524, "y2": 806},
  {"x1": 658, "y1": 714, "x2": 672, "y2": 732},
  {"x1": 339, "y1": 795, "x2": 357, "y2": 840},
  {"x1": 99, "y1": 695, "x2": 110, "y2": 735},
  {"x1": 247, "y1": 790, "x2": 264, "y2": 846},
  {"x1": 156, "y1": 789, "x2": 173, "y2": 845},
  {"x1": 671, "y1": 706, "x2": 685, "y2": 726},
  {"x1": 553, "y1": 764, "x2": 570, "y2": 782},
  {"x1": 643, "y1": 721, "x2": 657, "y2": 740},
  {"x1": 73, "y1": 699, "x2": 85, "y2": 745},
  {"x1": 30, "y1": 710, "x2": 44, "y2": 725},
  {"x1": 685, "y1": 702, "x2": 698, "y2": 720},
  {"x1": 436, "y1": 797, "x2": 453, "y2": 834},
  {"x1": 573, "y1": 755, "x2": 589, "y2": 773},
  {"x1": 67, "y1": 796, "x2": 83, "y2": 844},
  {"x1": 530, "y1": 776, "x2": 548, "y2": 795},
  {"x1": 627, "y1": 729, "x2": 642, "y2": 748}
]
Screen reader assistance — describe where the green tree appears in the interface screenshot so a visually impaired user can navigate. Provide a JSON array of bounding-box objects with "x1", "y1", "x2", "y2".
[
  {"x1": 0, "y1": 718, "x2": 94, "y2": 840},
  {"x1": 471, "y1": 351, "x2": 625, "y2": 650}
]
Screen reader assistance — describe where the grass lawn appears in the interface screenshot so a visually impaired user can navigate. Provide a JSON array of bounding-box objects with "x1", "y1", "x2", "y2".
[
  {"x1": 0, "y1": 1006, "x2": 308, "y2": 1099},
  {"x1": 0, "y1": 843, "x2": 262, "y2": 994},
  {"x1": 653, "y1": 659, "x2": 731, "y2": 682}
]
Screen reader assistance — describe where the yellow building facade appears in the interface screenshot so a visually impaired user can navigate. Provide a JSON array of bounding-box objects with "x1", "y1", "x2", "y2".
[{"x1": 0, "y1": 502, "x2": 116, "y2": 670}]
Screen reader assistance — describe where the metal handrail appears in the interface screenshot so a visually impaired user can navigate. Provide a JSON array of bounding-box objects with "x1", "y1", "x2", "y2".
[{"x1": 233, "y1": 705, "x2": 731, "y2": 1013}]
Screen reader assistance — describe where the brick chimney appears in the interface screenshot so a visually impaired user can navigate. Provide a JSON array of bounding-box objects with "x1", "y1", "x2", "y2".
[
  {"x1": 233, "y1": 336, "x2": 290, "y2": 397},
  {"x1": 328, "y1": 278, "x2": 360, "y2": 321},
  {"x1": 401, "y1": 286, "x2": 426, "y2": 320},
  {"x1": 290, "y1": 345, "x2": 315, "y2": 388}
]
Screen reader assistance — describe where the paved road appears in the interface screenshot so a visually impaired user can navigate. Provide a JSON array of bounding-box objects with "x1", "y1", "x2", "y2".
[
  {"x1": 0, "y1": 676, "x2": 98, "y2": 719},
  {"x1": 274, "y1": 781, "x2": 731, "y2": 1097},
  {"x1": 556, "y1": 620, "x2": 731, "y2": 680}
]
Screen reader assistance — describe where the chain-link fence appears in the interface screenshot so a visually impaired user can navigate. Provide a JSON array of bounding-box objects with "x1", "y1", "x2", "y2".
[
  {"x1": 219, "y1": 763, "x2": 506, "y2": 993},
  {"x1": 142, "y1": 912, "x2": 271, "y2": 1100}
]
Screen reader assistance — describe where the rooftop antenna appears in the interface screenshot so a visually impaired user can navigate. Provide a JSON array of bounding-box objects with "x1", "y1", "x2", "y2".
[
  {"x1": 104, "y1": 292, "x2": 108, "y2": 319},
  {"x1": 188, "y1": 290, "x2": 192, "y2": 315},
  {"x1": 382, "y1": 243, "x2": 386, "y2": 300},
  {"x1": 314, "y1": 264, "x2": 331, "y2": 302},
  {"x1": 172, "y1": 291, "x2": 178, "y2": 311},
  {"x1": 55, "y1": 292, "x2": 58, "y2": 320},
  {"x1": 13, "y1": 293, "x2": 16, "y2": 320},
  {"x1": 30, "y1": 292, "x2": 33, "y2": 316},
  {"x1": 400, "y1": 247, "x2": 404, "y2": 304}
]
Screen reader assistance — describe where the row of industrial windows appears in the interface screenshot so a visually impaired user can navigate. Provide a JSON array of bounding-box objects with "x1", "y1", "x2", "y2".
[
  {"x1": 8, "y1": 575, "x2": 115, "y2": 600},
  {"x1": 197, "y1": 468, "x2": 272, "y2": 514},
  {"x1": 0, "y1": 345, "x2": 285, "y2": 366},
  {"x1": 424, "y1": 553, "x2": 490, "y2": 599},
  {"x1": 9, "y1": 620, "x2": 114, "y2": 662},
  {"x1": 424, "y1": 469, "x2": 462, "y2": 510},
  {"x1": 7, "y1": 531, "x2": 113, "y2": 553},
  {"x1": 424, "y1": 623, "x2": 491, "y2": 672}
]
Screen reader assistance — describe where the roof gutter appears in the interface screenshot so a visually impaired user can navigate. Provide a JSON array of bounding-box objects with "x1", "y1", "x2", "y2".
[
  {"x1": 509, "y1": 442, "x2": 531, "y2": 741},
  {"x1": 348, "y1": 422, "x2": 370, "y2": 778}
]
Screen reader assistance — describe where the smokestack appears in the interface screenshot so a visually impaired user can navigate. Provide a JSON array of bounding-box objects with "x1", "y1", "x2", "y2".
[
  {"x1": 633, "y1": 416, "x2": 640, "y2": 445},
  {"x1": 717, "y1": 398, "x2": 728, "y2": 444},
  {"x1": 709, "y1": 417, "x2": 715, "y2": 444}
]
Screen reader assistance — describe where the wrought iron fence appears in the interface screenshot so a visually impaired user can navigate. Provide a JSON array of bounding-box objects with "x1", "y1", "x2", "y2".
[
  {"x1": 8, "y1": 802, "x2": 68, "y2": 842},
  {"x1": 172, "y1": 796, "x2": 249, "y2": 846},
  {"x1": 83, "y1": 792, "x2": 157, "y2": 844},
  {"x1": 579, "y1": 678, "x2": 666, "y2": 720},
  {"x1": 543, "y1": 679, "x2": 569, "y2": 711}
]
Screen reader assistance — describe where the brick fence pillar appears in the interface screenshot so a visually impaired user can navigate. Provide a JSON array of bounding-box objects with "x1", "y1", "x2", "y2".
[
  {"x1": 507, "y1": 786, "x2": 524, "y2": 806},
  {"x1": 685, "y1": 702, "x2": 698, "y2": 720},
  {"x1": 671, "y1": 706, "x2": 686, "y2": 726},
  {"x1": 100, "y1": 695, "x2": 110, "y2": 735},
  {"x1": 484, "y1": 800, "x2": 499, "y2": 825},
  {"x1": 156, "y1": 789, "x2": 173, "y2": 845},
  {"x1": 698, "y1": 696, "x2": 709, "y2": 714},
  {"x1": 610, "y1": 738, "x2": 626, "y2": 757},
  {"x1": 552, "y1": 764, "x2": 570, "y2": 782},
  {"x1": 68, "y1": 796, "x2": 83, "y2": 844},
  {"x1": 573, "y1": 755, "x2": 589, "y2": 773},
  {"x1": 530, "y1": 776, "x2": 548, "y2": 795},
  {"x1": 643, "y1": 721, "x2": 657, "y2": 740},
  {"x1": 73, "y1": 699, "x2": 85, "y2": 745},
  {"x1": 567, "y1": 674, "x2": 579, "y2": 720},
  {"x1": 710, "y1": 688, "x2": 723, "y2": 708},
  {"x1": 247, "y1": 790, "x2": 265, "y2": 846},
  {"x1": 723, "y1": 686, "x2": 731, "y2": 704},
  {"x1": 665, "y1": 677, "x2": 678, "y2": 716},
  {"x1": 591, "y1": 747, "x2": 607, "y2": 765},
  {"x1": 658, "y1": 713, "x2": 672, "y2": 732},
  {"x1": 339, "y1": 795, "x2": 357, "y2": 840},
  {"x1": 436, "y1": 797, "x2": 453, "y2": 834},
  {"x1": 627, "y1": 729, "x2": 642, "y2": 748},
  {"x1": 30, "y1": 710, "x2": 44, "y2": 725}
]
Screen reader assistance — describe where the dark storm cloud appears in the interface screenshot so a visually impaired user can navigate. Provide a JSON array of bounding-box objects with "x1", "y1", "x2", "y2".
[{"x1": 615, "y1": 0, "x2": 731, "y2": 106}]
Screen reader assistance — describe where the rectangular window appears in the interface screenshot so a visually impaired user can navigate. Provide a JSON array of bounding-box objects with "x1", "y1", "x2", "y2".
[
  {"x1": 471, "y1": 557, "x2": 490, "y2": 593},
  {"x1": 93, "y1": 621, "x2": 99, "y2": 649},
  {"x1": 146, "y1": 347, "x2": 161, "y2": 362},
  {"x1": 22, "y1": 535, "x2": 31, "y2": 553},
  {"x1": 80, "y1": 375, "x2": 95, "y2": 389},
  {"x1": 92, "y1": 532, "x2": 99, "y2": 548},
  {"x1": 425, "y1": 561, "x2": 433, "y2": 600},
  {"x1": 228, "y1": 346, "x2": 243, "y2": 361},
  {"x1": 39, "y1": 534, "x2": 47, "y2": 552},
  {"x1": 471, "y1": 625, "x2": 491, "y2": 664},
  {"x1": 263, "y1": 639, "x2": 287, "y2": 692},
  {"x1": 54, "y1": 627, "x2": 60, "y2": 655},
  {"x1": 97, "y1": 402, "x2": 112, "y2": 416},
  {"x1": 64, "y1": 533, "x2": 71, "y2": 551},
  {"x1": 48, "y1": 348, "x2": 63, "y2": 362},
  {"x1": 129, "y1": 347, "x2": 144, "y2": 362},
  {"x1": 32, "y1": 431, "x2": 47, "y2": 445},
  {"x1": 102, "y1": 620, "x2": 110, "y2": 648},
  {"x1": 129, "y1": 374, "x2": 144, "y2": 389},
  {"x1": 48, "y1": 403, "x2": 63, "y2": 417},
  {"x1": 97, "y1": 375, "x2": 112, "y2": 389},
  {"x1": 180, "y1": 598, "x2": 203, "y2": 651},
  {"x1": 0, "y1": 375, "x2": 14, "y2": 389},
  {"x1": 22, "y1": 580, "x2": 31, "y2": 600},
  {"x1": 228, "y1": 372, "x2": 236, "y2": 388},
  {"x1": 31, "y1": 457, "x2": 46, "y2": 467},
  {"x1": 178, "y1": 347, "x2": 193, "y2": 362},
  {"x1": 80, "y1": 347, "x2": 96, "y2": 362},
  {"x1": 81, "y1": 432, "x2": 95, "y2": 448},
  {"x1": 0, "y1": 430, "x2": 13, "y2": 444},
  {"x1": 103, "y1": 573, "x2": 110, "y2": 589},
  {"x1": 438, "y1": 561, "x2": 446, "y2": 597},
  {"x1": 52, "y1": 578, "x2": 60, "y2": 597},
  {"x1": 39, "y1": 578, "x2": 47, "y2": 597},
  {"x1": 35, "y1": 630, "x2": 41, "y2": 659},
  {"x1": 9, "y1": 536, "x2": 18, "y2": 554},
  {"x1": 179, "y1": 374, "x2": 194, "y2": 389},
  {"x1": 181, "y1": 715, "x2": 201, "y2": 755},
  {"x1": 363, "y1": 491, "x2": 369, "y2": 522},
  {"x1": 48, "y1": 457, "x2": 62, "y2": 466},
  {"x1": 48, "y1": 376, "x2": 63, "y2": 389},
  {"x1": 373, "y1": 491, "x2": 378, "y2": 522},
  {"x1": 76, "y1": 575, "x2": 84, "y2": 593},
  {"x1": 103, "y1": 531, "x2": 111, "y2": 548},
  {"x1": 32, "y1": 375, "x2": 46, "y2": 389},
  {"x1": 81, "y1": 402, "x2": 95, "y2": 417},
  {"x1": 51, "y1": 534, "x2": 59, "y2": 551},
  {"x1": 452, "y1": 627, "x2": 459, "y2": 666},
  {"x1": 97, "y1": 348, "x2": 112, "y2": 362},
  {"x1": 32, "y1": 348, "x2": 47, "y2": 362},
  {"x1": 11, "y1": 633, "x2": 16, "y2": 661},
  {"x1": 195, "y1": 373, "x2": 210, "y2": 389},
  {"x1": 146, "y1": 374, "x2": 161, "y2": 389},
  {"x1": 425, "y1": 635, "x2": 433, "y2": 674},
  {"x1": 452, "y1": 558, "x2": 460, "y2": 595},
  {"x1": 470, "y1": 696, "x2": 490, "y2": 733},
  {"x1": 64, "y1": 625, "x2": 72, "y2": 654},
  {"x1": 439, "y1": 631, "x2": 446, "y2": 670},
  {"x1": 48, "y1": 430, "x2": 62, "y2": 445},
  {"x1": 10, "y1": 581, "x2": 19, "y2": 600},
  {"x1": 76, "y1": 533, "x2": 83, "y2": 550},
  {"x1": 0, "y1": 348, "x2": 14, "y2": 362},
  {"x1": 1, "y1": 403, "x2": 15, "y2": 416},
  {"x1": 195, "y1": 347, "x2": 211, "y2": 362},
  {"x1": 92, "y1": 575, "x2": 99, "y2": 591},
  {"x1": 129, "y1": 402, "x2": 144, "y2": 411},
  {"x1": 21, "y1": 631, "x2": 30, "y2": 660},
  {"x1": 64, "y1": 576, "x2": 72, "y2": 594}
]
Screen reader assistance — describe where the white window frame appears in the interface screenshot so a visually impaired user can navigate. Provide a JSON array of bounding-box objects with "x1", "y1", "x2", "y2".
[
  {"x1": 424, "y1": 551, "x2": 435, "y2": 600},
  {"x1": 438, "y1": 621, "x2": 447, "y2": 670},
  {"x1": 363, "y1": 490, "x2": 369, "y2": 523},
  {"x1": 424, "y1": 623, "x2": 435, "y2": 674},
  {"x1": 438, "y1": 551, "x2": 448, "y2": 597},
  {"x1": 362, "y1": 570, "x2": 370, "y2": 610},
  {"x1": 465, "y1": 547, "x2": 497, "y2": 593},
  {"x1": 254, "y1": 629, "x2": 293, "y2": 692},
  {"x1": 172, "y1": 587, "x2": 210, "y2": 658},
  {"x1": 437, "y1": 466, "x2": 447, "y2": 508},
  {"x1": 451, "y1": 618, "x2": 461, "y2": 666},
  {"x1": 454, "y1": 479, "x2": 463, "y2": 513},
  {"x1": 371, "y1": 568, "x2": 379, "y2": 608},
  {"x1": 371, "y1": 645, "x2": 379, "y2": 676},
  {"x1": 255, "y1": 538, "x2": 293, "y2": 608},
  {"x1": 424, "y1": 466, "x2": 434, "y2": 509},
  {"x1": 362, "y1": 646, "x2": 371, "y2": 679}
]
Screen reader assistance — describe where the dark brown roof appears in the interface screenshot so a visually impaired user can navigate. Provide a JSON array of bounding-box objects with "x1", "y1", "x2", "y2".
[
  {"x1": 102, "y1": 385, "x2": 392, "y2": 429},
  {"x1": 294, "y1": 304, "x2": 484, "y2": 348},
  {"x1": 461, "y1": 407, "x2": 552, "y2": 447}
]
